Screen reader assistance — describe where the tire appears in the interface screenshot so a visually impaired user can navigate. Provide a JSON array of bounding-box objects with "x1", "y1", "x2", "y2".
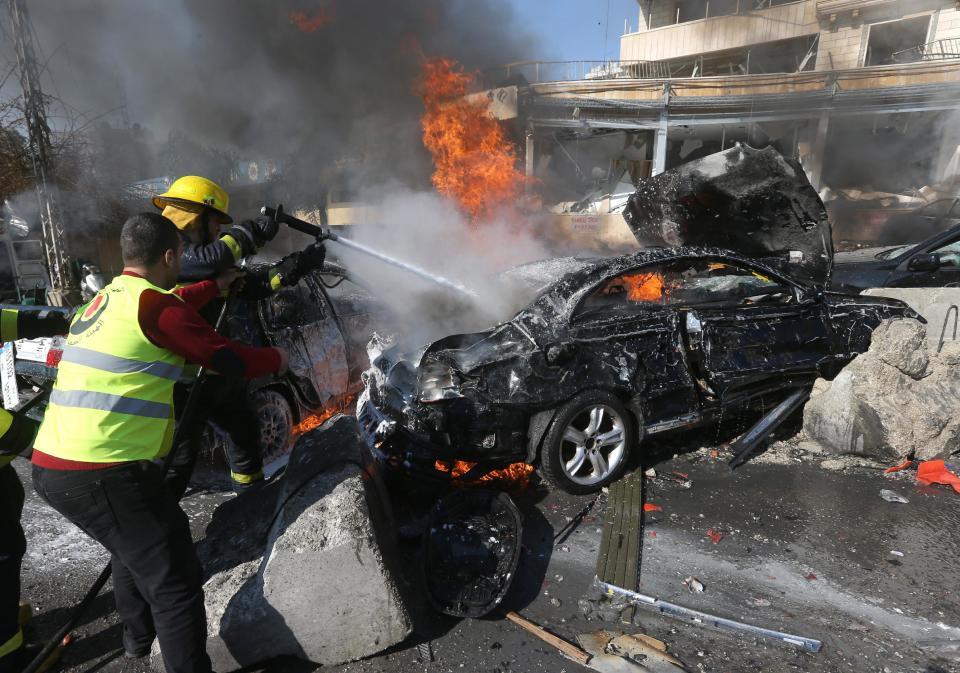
[
  {"x1": 539, "y1": 390, "x2": 634, "y2": 495},
  {"x1": 252, "y1": 388, "x2": 294, "y2": 465}
]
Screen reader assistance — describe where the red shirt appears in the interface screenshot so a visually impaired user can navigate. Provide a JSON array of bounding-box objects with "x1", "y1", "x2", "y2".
[{"x1": 33, "y1": 273, "x2": 281, "y2": 470}]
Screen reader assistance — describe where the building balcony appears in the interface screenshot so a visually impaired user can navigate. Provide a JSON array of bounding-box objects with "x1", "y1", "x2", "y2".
[{"x1": 620, "y1": 0, "x2": 818, "y2": 62}]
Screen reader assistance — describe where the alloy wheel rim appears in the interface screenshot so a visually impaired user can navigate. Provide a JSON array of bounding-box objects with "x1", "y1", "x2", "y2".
[
  {"x1": 559, "y1": 403, "x2": 626, "y2": 486},
  {"x1": 259, "y1": 403, "x2": 288, "y2": 461}
]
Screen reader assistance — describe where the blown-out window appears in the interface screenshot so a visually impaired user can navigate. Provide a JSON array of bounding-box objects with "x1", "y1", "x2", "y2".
[{"x1": 575, "y1": 259, "x2": 792, "y2": 317}]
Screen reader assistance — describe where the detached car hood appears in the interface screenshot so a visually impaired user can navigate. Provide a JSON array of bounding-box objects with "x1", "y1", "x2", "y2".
[{"x1": 624, "y1": 145, "x2": 833, "y2": 288}]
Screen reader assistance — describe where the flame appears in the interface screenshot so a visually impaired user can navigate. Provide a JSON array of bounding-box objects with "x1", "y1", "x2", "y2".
[
  {"x1": 289, "y1": 3, "x2": 334, "y2": 32},
  {"x1": 293, "y1": 394, "x2": 356, "y2": 435},
  {"x1": 621, "y1": 272, "x2": 664, "y2": 301},
  {"x1": 418, "y1": 57, "x2": 531, "y2": 221},
  {"x1": 434, "y1": 459, "x2": 535, "y2": 490}
]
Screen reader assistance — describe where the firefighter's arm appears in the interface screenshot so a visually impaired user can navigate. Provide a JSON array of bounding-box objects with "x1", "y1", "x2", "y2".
[
  {"x1": 179, "y1": 239, "x2": 240, "y2": 280},
  {"x1": 0, "y1": 307, "x2": 70, "y2": 342}
]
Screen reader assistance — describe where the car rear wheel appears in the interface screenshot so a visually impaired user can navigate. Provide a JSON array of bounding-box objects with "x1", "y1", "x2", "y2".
[
  {"x1": 252, "y1": 388, "x2": 294, "y2": 464},
  {"x1": 539, "y1": 390, "x2": 633, "y2": 495}
]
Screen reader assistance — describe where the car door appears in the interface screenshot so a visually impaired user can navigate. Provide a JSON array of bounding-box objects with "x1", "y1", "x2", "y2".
[
  {"x1": 888, "y1": 226, "x2": 960, "y2": 288},
  {"x1": 569, "y1": 264, "x2": 699, "y2": 424},
  {"x1": 668, "y1": 258, "x2": 832, "y2": 401},
  {"x1": 259, "y1": 279, "x2": 349, "y2": 409}
]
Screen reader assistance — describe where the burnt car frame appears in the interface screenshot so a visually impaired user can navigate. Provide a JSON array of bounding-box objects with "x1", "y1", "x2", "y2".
[{"x1": 358, "y1": 247, "x2": 915, "y2": 494}]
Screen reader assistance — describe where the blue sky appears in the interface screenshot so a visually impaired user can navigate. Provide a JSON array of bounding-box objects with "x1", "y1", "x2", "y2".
[{"x1": 510, "y1": 0, "x2": 642, "y2": 62}]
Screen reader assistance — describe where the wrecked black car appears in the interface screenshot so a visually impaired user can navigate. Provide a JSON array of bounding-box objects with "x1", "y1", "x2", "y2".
[{"x1": 357, "y1": 146, "x2": 918, "y2": 494}]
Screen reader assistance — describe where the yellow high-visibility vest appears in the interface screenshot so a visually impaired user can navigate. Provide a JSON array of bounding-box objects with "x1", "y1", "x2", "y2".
[
  {"x1": 34, "y1": 275, "x2": 186, "y2": 462},
  {"x1": 0, "y1": 410, "x2": 15, "y2": 468}
]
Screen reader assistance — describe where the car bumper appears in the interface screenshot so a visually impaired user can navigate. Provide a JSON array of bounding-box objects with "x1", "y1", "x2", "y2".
[{"x1": 356, "y1": 391, "x2": 524, "y2": 482}]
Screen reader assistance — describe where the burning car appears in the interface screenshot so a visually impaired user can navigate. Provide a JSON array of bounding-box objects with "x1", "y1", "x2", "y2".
[{"x1": 357, "y1": 146, "x2": 919, "y2": 494}]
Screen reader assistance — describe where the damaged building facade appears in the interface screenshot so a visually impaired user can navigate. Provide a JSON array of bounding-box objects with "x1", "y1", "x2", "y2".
[{"x1": 488, "y1": 0, "x2": 960, "y2": 248}]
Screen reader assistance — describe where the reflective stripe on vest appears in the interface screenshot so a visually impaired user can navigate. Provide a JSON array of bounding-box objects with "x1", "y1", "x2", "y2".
[{"x1": 33, "y1": 275, "x2": 186, "y2": 463}]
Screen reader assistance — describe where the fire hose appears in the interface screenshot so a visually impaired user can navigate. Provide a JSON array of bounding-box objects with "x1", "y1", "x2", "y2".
[
  {"x1": 23, "y1": 288, "x2": 239, "y2": 673},
  {"x1": 261, "y1": 205, "x2": 478, "y2": 299}
]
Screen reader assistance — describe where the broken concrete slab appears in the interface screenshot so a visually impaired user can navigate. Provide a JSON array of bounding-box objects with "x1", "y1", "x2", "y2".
[
  {"x1": 863, "y1": 287, "x2": 960, "y2": 350},
  {"x1": 804, "y1": 318, "x2": 960, "y2": 462},
  {"x1": 152, "y1": 415, "x2": 411, "y2": 672}
]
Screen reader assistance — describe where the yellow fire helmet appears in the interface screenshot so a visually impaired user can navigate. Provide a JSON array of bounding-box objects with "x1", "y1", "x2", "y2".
[{"x1": 152, "y1": 175, "x2": 232, "y2": 224}]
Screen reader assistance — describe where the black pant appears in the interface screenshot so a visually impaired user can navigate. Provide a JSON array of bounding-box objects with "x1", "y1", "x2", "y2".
[
  {"x1": 168, "y1": 377, "x2": 263, "y2": 497},
  {"x1": 0, "y1": 465, "x2": 25, "y2": 658},
  {"x1": 32, "y1": 462, "x2": 211, "y2": 673}
]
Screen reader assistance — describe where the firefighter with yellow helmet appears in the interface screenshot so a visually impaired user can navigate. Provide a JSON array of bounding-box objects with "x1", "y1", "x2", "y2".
[{"x1": 153, "y1": 176, "x2": 325, "y2": 495}]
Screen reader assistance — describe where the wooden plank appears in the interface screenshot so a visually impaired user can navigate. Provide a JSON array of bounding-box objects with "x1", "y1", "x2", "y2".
[
  {"x1": 596, "y1": 469, "x2": 645, "y2": 590},
  {"x1": 505, "y1": 612, "x2": 592, "y2": 666},
  {"x1": 623, "y1": 470, "x2": 643, "y2": 591},
  {"x1": 612, "y1": 473, "x2": 633, "y2": 587}
]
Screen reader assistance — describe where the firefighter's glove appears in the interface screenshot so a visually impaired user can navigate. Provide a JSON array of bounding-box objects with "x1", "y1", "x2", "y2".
[
  {"x1": 273, "y1": 252, "x2": 302, "y2": 288},
  {"x1": 296, "y1": 242, "x2": 326, "y2": 275},
  {"x1": 252, "y1": 213, "x2": 279, "y2": 246}
]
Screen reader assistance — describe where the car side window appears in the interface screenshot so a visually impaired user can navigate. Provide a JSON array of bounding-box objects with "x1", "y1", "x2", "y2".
[
  {"x1": 265, "y1": 281, "x2": 325, "y2": 327},
  {"x1": 932, "y1": 238, "x2": 960, "y2": 268},
  {"x1": 576, "y1": 260, "x2": 792, "y2": 317}
]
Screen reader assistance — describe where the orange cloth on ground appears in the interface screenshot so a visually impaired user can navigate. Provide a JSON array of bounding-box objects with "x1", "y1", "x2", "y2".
[{"x1": 916, "y1": 460, "x2": 960, "y2": 494}]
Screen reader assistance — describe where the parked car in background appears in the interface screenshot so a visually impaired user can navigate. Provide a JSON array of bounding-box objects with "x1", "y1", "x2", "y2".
[{"x1": 831, "y1": 218, "x2": 960, "y2": 293}]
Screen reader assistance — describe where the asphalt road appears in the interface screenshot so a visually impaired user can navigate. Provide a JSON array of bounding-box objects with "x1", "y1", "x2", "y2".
[{"x1": 13, "y1": 442, "x2": 960, "y2": 673}]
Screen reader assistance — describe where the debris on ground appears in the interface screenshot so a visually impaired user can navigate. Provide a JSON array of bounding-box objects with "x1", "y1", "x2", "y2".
[
  {"x1": 682, "y1": 577, "x2": 705, "y2": 594},
  {"x1": 879, "y1": 489, "x2": 909, "y2": 503},
  {"x1": 705, "y1": 528, "x2": 724, "y2": 544},
  {"x1": 916, "y1": 459, "x2": 960, "y2": 494},
  {"x1": 577, "y1": 630, "x2": 689, "y2": 673}
]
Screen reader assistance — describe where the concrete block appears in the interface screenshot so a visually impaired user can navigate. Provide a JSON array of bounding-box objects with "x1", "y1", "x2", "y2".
[
  {"x1": 153, "y1": 416, "x2": 411, "y2": 672},
  {"x1": 804, "y1": 318, "x2": 960, "y2": 462}
]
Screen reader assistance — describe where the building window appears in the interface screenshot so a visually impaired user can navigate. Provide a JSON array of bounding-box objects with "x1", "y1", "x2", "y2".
[{"x1": 865, "y1": 16, "x2": 931, "y2": 66}]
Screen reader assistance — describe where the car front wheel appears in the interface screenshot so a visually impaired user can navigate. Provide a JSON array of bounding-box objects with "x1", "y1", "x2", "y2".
[{"x1": 539, "y1": 390, "x2": 633, "y2": 494}]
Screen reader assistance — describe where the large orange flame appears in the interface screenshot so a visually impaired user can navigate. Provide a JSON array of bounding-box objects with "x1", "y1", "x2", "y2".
[{"x1": 418, "y1": 58, "x2": 531, "y2": 221}]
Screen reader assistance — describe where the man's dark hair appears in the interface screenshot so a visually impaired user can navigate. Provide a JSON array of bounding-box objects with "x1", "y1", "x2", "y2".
[{"x1": 121, "y1": 212, "x2": 180, "y2": 266}]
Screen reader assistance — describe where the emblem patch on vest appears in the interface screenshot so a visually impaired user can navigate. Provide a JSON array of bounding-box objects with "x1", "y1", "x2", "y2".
[{"x1": 70, "y1": 292, "x2": 109, "y2": 336}]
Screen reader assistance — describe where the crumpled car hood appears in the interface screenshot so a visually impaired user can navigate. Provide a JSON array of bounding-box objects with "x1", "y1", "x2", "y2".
[
  {"x1": 423, "y1": 322, "x2": 538, "y2": 374},
  {"x1": 623, "y1": 145, "x2": 833, "y2": 288}
]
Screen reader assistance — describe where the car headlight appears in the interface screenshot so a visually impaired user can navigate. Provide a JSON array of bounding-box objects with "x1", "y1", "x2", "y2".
[{"x1": 418, "y1": 361, "x2": 463, "y2": 403}]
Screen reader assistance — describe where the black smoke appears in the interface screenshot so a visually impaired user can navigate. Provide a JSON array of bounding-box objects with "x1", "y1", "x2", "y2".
[{"x1": 7, "y1": 0, "x2": 535, "y2": 196}]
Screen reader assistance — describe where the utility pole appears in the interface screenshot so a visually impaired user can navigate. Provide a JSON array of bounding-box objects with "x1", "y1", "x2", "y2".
[{"x1": 7, "y1": 0, "x2": 78, "y2": 305}]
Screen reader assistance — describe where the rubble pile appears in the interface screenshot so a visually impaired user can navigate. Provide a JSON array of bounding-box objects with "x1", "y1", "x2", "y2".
[
  {"x1": 152, "y1": 416, "x2": 411, "y2": 671},
  {"x1": 803, "y1": 318, "x2": 960, "y2": 462}
]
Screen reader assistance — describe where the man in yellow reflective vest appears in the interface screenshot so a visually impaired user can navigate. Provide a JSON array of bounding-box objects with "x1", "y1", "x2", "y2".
[
  {"x1": 0, "y1": 308, "x2": 68, "y2": 672},
  {"x1": 153, "y1": 175, "x2": 326, "y2": 494},
  {"x1": 31, "y1": 213, "x2": 288, "y2": 673}
]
